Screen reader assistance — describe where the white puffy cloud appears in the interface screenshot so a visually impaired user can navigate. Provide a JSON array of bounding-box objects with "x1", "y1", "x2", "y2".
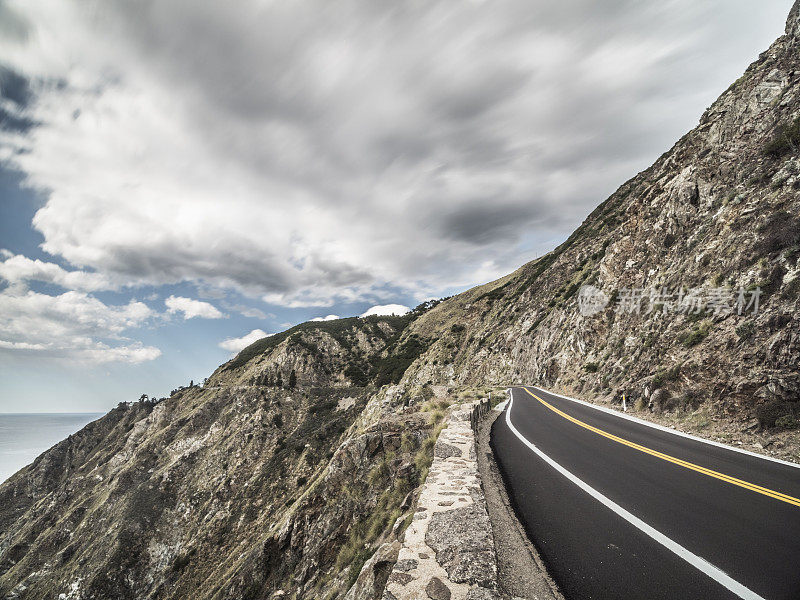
[
  {"x1": 311, "y1": 314, "x2": 340, "y2": 322},
  {"x1": 70, "y1": 342, "x2": 162, "y2": 364},
  {"x1": 0, "y1": 340, "x2": 48, "y2": 350},
  {"x1": 0, "y1": 286, "x2": 160, "y2": 363},
  {"x1": 165, "y1": 295, "x2": 224, "y2": 320},
  {"x1": 0, "y1": 252, "x2": 114, "y2": 291},
  {"x1": 360, "y1": 304, "x2": 410, "y2": 317},
  {"x1": 0, "y1": 0, "x2": 791, "y2": 307},
  {"x1": 219, "y1": 329, "x2": 269, "y2": 352}
]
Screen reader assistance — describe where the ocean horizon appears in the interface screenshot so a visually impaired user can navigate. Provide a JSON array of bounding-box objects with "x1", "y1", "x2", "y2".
[{"x1": 0, "y1": 413, "x2": 104, "y2": 483}]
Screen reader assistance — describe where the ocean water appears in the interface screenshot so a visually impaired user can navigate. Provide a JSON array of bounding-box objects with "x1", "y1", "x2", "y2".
[{"x1": 0, "y1": 413, "x2": 103, "y2": 483}]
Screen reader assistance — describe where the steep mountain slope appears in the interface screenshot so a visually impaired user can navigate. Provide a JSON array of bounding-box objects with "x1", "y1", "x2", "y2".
[
  {"x1": 398, "y1": 2, "x2": 800, "y2": 427},
  {"x1": 0, "y1": 314, "x2": 453, "y2": 600},
  {"x1": 3, "y1": 4, "x2": 800, "y2": 599}
]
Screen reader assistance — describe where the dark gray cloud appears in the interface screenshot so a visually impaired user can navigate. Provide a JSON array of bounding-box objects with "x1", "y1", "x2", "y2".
[
  {"x1": 0, "y1": 66, "x2": 35, "y2": 132},
  {"x1": 437, "y1": 200, "x2": 539, "y2": 245},
  {"x1": 0, "y1": 66, "x2": 31, "y2": 106},
  {"x1": 0, "y1": 106, "x2": 35, "y2": 132}
]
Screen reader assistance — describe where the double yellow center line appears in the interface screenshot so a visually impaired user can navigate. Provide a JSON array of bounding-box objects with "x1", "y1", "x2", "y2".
[{"x1": 522, "y1": 387, "x2": 800, "y2": 508}]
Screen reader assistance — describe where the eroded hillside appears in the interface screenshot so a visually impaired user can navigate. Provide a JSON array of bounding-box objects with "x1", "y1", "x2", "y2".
[
  {"x1": 394, "y1": 4, "x2": 800, "y2": 439},
  {"x1": 0, "y1": 314, "x2": 456, "y2": 599}
]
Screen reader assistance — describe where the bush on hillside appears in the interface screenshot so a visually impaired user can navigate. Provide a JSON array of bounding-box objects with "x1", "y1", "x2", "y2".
[
  {"x1": 764, "y1": 116, "x2": 800, "y2": 158},
  {"x1": 756, "y1": 400, "x2": 796, "y2": 428},
  {"x1": 679, "y1": 320, "x2": 712, "y2": 347}
]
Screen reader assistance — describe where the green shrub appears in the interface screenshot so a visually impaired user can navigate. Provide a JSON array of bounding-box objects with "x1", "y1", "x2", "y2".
[
  {"x1": 680, "y1": 320, "x2": 712, "y2": 347},
  {"x1": 764, "y1": 116, "x2": 800, "y2": 158},
  {"x1": 782, "y1": 277, "x2": 800, "y2": 300},
  {"x1": 428, "y1": 409, "x2": 446, "y2": 425},
  {"x1": 344, "y1": 363, "x2": 370, "y2": 387},
  {"x1": 652, "y1": 364, "x2": 681, "y2": 388},
  {"x1": 686, "y1": 309, "x2": 711, "y2": 323},
  {"x1": 756, "y1": 400, "x2": 796, "y2": 428},
  {"x1": 735, "y1": 321, "x2": 756, "y2": 340},
  {"x1": 414, "y1": 429, "x2": 441, "y2": 482},
  {"x1": 241, "y1": 582, "x2": 262, "y2": 600},
  {"x1": 584, "y1": 362, "x2": 599, "y2": 373},
  {"x1": 309, "y1": 400, "x2": 337, "y2": 414},
  {"x1": 335, "y1": 473, "x2": 415, "y2": 587},
  {"x1": 476, "y1": 287, "x2": 506, "y2": 304},
  {"x1": 372, "y1": 334, "x2": 429, "y2": 386},
  {"x1": 527, "y1": 313, "x2": 546, "y2": 334},
  {"x1": 400, "y1": 433, "x2": 418, "y2": 453},
  {"x1": 562, "y1": 280, "x2": 581, "y2": 300},
  {"x1": 421, "y1": 399, "x2": 450, "y2": 412},
  {"x1": 775, "y1": 414, "x2": 799, "y2": 429},
  {"x1": 366, "y1": 456, "x2": 391, "y2": 486}
]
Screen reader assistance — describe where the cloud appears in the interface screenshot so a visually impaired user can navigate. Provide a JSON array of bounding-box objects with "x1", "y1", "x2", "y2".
[
  {"x1": 0, "y1": 286, "x2": 160, "y2": 363},
  {"x1": 0, "y1": 0, "x2": 792, "y2": 307},
  {"x1": 360, "y1": 304, "x2": 410, "y2": 317},
  {"x1": 226, "y1": 304, "x2": 273, "y2": 319},
  {"x1": 0, "y1": 252, "x2": 115, "y2": 291},
  {"x1": 70, "y1": 342, "x2": 162, "y2": 364},
  {"x1": 311, "y1": 314, "x2": 340, "y2": 322},
  {"x1": 219, "y1": 328, "x2": 269, "y2": 352},
  {"x1": 165, "y1": 295, "x2": 224, "y2": 319},
  {"x1": 0, "y1": 65, "x2": 31, "y2": 106},
  {"x1": 0, "y1": 65, "x2": 36, "y2": 133},
  {"x1": 435, "y1": 200, "x2": 541, "y2": 245},
  {"x1": 0, "y1": 340, "x2": 48, "y2": 350}
]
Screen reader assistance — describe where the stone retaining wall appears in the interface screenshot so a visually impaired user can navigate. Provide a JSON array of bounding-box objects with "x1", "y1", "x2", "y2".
[{"x1": 383, "y1": 398, "x2": 502, "y2": 600}]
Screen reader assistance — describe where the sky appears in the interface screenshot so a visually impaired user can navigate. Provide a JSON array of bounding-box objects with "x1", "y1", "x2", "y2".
[{"x1": 0, "y1": 0, "x2": 794, "y2": 412}]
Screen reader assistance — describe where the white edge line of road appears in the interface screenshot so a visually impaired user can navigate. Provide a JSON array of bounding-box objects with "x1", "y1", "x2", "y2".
[
  {"x1": 504, "y1": 392, "x2": 766, "y2": 600},
  {"x1": 528, "y1": 385, "x2": 800, "y2": 470}
]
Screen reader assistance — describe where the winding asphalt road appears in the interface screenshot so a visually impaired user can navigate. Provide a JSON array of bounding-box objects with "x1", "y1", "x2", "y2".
[{"x1": 491, "y1": 386, "x2": 800, "y2": 600}]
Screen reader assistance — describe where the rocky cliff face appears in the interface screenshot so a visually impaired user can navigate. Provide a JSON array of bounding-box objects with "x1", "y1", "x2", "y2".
[
  {"x1": 0, "y1": 315, "x2": 452, "y2": 600},
  {"x1": 3, "y1": 5, "x2": 800, "y2": 600},
  {"x1": 398, "y1": 3, "x2": 800, "y2": 427}
]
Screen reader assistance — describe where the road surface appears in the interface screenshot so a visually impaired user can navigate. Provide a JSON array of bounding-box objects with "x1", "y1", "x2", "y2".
[{"x1": 490, "y1": 386, "x2": 800, "y2": 600}]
